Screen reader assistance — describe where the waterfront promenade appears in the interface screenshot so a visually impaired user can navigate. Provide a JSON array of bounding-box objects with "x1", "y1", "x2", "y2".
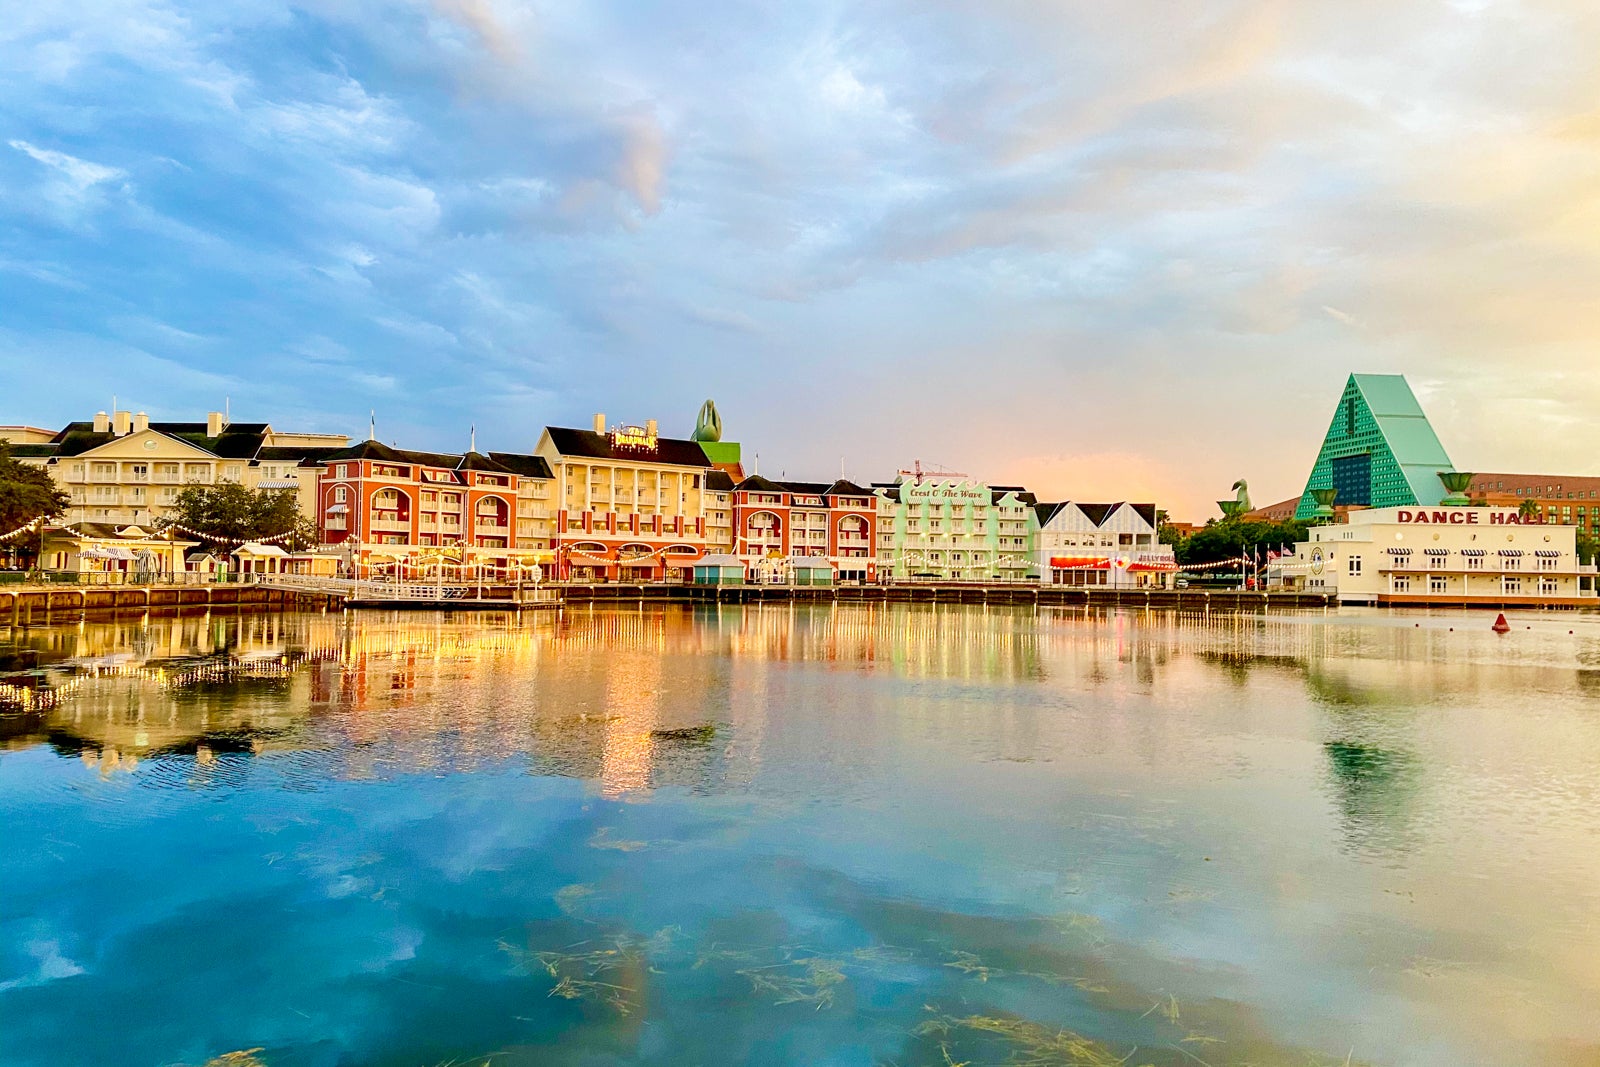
[{"x1": 0, "y1": 573, "x2": 1334, "y2": 619}]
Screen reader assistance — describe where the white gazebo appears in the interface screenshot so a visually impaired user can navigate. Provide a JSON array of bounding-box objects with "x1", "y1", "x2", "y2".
[{"x1": 231, "y1": 542, "x2": 290, "y2": 575}]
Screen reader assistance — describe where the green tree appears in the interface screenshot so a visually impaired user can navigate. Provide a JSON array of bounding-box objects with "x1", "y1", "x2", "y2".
[
  {"x1": 1176, "y1": 517, "x2": 1309, "y2": 567},
  {"x1": 1518, "y1": 498, "x2": 1541, "y2": 520},
  {"x1": 1578, "y1": 529, "x2": 1596, "y2": 566},
  {"x1": 0, "y1": 440, "x2": 70, "y2": 531},
  {"x1": 165, "y1": 483, "x2": 317, "y2": 550}
]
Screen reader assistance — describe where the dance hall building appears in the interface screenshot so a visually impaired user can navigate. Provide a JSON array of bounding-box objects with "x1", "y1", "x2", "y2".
[{"x1": 1285, "y1": 505, "x2": 1596, "y2": 606}]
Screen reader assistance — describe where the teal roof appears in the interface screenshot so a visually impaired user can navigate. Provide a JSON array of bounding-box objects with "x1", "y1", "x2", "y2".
[{"x1": 1295, "y1": 374, "x2": 1455, "y2": 519}]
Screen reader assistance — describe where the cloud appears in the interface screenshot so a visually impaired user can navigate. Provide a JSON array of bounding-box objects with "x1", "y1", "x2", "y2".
[
  {"x1": 5, "y1": 0, "x2": 1600, "y2": 519},
  {"x1": 9, "y1": 140, "x2": 125, "y2": 189},
  {"x1": 429, "y1": 0, "x2": 521, "y2": 62}
]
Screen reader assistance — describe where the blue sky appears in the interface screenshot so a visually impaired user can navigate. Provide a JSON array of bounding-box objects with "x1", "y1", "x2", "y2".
[{"x1": 4, "y1": 1, "x2": 1600, "y2": 517}]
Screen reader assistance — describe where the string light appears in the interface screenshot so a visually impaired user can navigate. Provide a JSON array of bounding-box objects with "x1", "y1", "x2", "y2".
[
  {"x1": 0, "y1": 516, "x2": 47, "y2": 542},
  {"x1": 153, "y1": 520, "x2": 305, "y2": 548}
]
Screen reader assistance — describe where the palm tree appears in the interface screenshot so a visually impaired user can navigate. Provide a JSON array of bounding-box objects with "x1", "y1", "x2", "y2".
[{"x1": 1518, "y1": 498, "x2": 1541, "y2": 521}]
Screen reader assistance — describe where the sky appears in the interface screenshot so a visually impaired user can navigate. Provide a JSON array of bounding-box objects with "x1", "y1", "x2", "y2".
[{"x1": 3, "y1": 0, "x2": 1600, "y2": 519}]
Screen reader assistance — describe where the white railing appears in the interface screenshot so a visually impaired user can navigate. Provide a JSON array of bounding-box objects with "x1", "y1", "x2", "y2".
[{"x1": 256, "y1": 572, "x2": 561, "y2": 603}]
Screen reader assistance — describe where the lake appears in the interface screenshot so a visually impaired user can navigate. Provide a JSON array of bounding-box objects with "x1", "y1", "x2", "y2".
[{"x1": 3, "y1": 604, "x2": 1599, "y2": 1067}]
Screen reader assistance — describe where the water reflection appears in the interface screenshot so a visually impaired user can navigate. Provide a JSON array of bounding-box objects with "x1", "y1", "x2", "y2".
[{"x1": 4, "y1": 605, "x2": 1600, "y2": 1066}]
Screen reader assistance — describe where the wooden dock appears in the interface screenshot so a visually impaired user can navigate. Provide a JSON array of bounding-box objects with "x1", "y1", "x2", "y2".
[{"x1": 1, "y1": 582, "x2": 343, "y2": 623}]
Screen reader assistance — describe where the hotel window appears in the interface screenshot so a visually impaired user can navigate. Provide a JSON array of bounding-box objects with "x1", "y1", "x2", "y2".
[
  {"x1": 336, "y1": 464, "x2": 348, "y2": 478},
  {"x1": 1504, "y1": 556, "x2": 1521, "y2": 571},
  {"x1": 1504, "y1": 576, "x2": 1522, "y2": 594},
  {"x1": 1541, "y1": 578, "x2": 1558, "y2": 595},
  {"x1": 1429, "y1": 555, "x2": 1446, "y2": 569},
  {"x1": 334, "y1": 486, "x2": 348, "y2": 502},
  {"x1": 1466, "y1": 556, "x2": 1483, "y2": 570},
  {"x1": 1539, "y1": 556, "x2": 1558, "y2": 571},
  {"x1": 1347, "y1": 555, "x2": 1362, "y2": 576},
  {"x1": 93, "y1": 462, "x2": 115, "y2": 479},
  {"x1": 70, "y1": 463, "x2": 84, "y2": 480},
  {"x1": 1428, "y1": 574, "x2": 1446, "y2": 594},
  {"x1": 158, "y1": 463, "x2": 179, "y2": 481},
  {"x1": 130, "y1": 464, "x2": 148, "y2": 481},
  {"x1": 1393, "y1": 575, "x2": 1410, "y2": 593}
]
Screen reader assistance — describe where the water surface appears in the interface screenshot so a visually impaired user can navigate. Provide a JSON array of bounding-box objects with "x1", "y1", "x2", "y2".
[{"x1": 3, "y1": 604, "x2": 1600, "y2": 1067}]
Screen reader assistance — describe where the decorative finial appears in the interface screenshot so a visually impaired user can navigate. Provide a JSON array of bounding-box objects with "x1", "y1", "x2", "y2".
[
  {"x1": 1217, "y1": 479, "x2": 1251, "y2": 519},
  {"x1": 692, "y1": 399, "x2": 722, "y2": 443}
]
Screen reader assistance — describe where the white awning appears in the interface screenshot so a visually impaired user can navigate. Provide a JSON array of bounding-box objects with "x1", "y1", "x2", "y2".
[{"x1": 326, "y1": 503, "x2": 349, "y2": 514}]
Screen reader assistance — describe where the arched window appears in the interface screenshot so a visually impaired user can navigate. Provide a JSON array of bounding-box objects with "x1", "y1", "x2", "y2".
[{"x1": 334, "y1": 485, "x2": 348, "y2": 503}]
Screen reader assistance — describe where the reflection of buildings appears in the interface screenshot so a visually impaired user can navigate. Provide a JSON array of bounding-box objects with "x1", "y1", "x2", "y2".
[
  {"x1": 1321, "y1": 740, "x2": 1421, "y2": 855},
  {"x1": 9, "y1": 606, "x2": 1582, "y2": 849}
]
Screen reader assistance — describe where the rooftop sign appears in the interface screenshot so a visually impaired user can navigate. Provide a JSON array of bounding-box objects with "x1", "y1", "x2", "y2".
[
  {"x1": 609, "y1": 425, "x2": 658, "y2": 453},
  {"x1": 1395, "y1": 508, "x2": 1544, "y2": 526}
]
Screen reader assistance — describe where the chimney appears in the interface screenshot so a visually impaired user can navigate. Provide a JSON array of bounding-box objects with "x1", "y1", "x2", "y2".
[
  {"x1": 113, "y1": 410, "x2": 132, "y2": 436},
  {"x1": 133, "y1": 412, "x2": 149, "y2": 433},
  {"x1": 593, "y1": 413, "x2": 606, "y2": 435},
  {"x1": 645, "y1": 418, "x2": 658, "y2": 438},
  {"x1": 207, "y1": 411, "x2": 225, "y2": 437},
  {"x1": 93, "y1": 411, "x2": 110, "y2": 433}
]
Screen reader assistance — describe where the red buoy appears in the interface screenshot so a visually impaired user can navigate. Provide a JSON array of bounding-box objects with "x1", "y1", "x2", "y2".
[{"x1": 1492, "y1": 613, "x2": 1511, "y2": 634}]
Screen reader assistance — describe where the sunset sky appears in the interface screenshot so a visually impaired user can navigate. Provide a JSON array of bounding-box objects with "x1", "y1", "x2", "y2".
[{"x1": 4, "y1": 1, "x2": 1599, "y2": 518}]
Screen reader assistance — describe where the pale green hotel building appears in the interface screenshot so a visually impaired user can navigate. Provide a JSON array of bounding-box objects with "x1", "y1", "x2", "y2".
[{"x1": 872, "y1": 474, "x2": 1041, "y2": 581}]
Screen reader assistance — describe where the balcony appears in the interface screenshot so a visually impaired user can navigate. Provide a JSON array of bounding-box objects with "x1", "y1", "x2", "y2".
[{"x1": 369, "y1": 516, "x2": 412, "y2": 533}]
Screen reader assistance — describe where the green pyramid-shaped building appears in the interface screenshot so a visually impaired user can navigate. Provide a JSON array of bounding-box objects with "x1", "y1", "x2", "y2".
[{"x1": 1293, "y1": 374, "x2": 1455, "y2": 520}]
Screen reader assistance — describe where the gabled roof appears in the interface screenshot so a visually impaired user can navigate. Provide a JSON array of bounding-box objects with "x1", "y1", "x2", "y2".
[
  {"x1": 41, "y1": 422, "x2": 271, "y2": 460},
  {"x1": 735, "y1": 475, "x2": 788, "y2": 494},
  {"x1": 61, "y1": 521, "x2": 124, "y2": 539},
  {"x1": 704, "y1": 470, "x2": 735, "y2": 492},
  {"x1": 1034, "y1": 502, "x2": 1064, "y2": 525},
  {"x1": 825, "y1": 479, "x2": 873, "y2": 498},
  {"x1": 544, "y1": 426, "x2": 712, "y2": 467},
  {"x1": 487, "y1": 452, "x2": 554, "y2": 479},
  {"x1": 990, "y1": 485, "x2": 1037, "y2": 506},
  {"x1": 455, "y1": 451, "x2": 516, "y2": 475},
  {"x1": 780, "y1": 480, "x2": 834, "y2": 498},
  {"x1": 257, "y1": 446, "x2": 346, "y2": 465},
  {"x1": 1075, "y1": 503, "x2": 1116, "y2": 526},
  {"x1": 5, "y1": 443, "x2": 58, "y2": 458},
  {"x1": 1121, "y1": 503, "x2": 1158, "y2": 527},
  {"x1": 169, "y1": 430, "x2": 267, "y2": 458},
  {"x1": 321, "y1": 439, "x2": 413, "y2": 463}
]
